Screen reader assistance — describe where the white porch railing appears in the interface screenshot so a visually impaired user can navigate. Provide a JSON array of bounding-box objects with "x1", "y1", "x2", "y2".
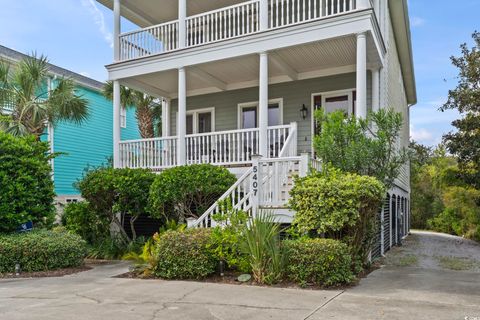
[
  {"x1": 117, "y1": 0, "x2": 359, "y2": 61},
  {"x1": 119, "y1": 136, "x2": 177, "y2": 169},
  {"x1": 186, "y1": 0, "x2": 260, "y2": 48},
  {"x1": 119, "y1": 20, "x2": 179, "y2": 60},
  {"x1": 190, "y1": 167, "x2": 254, "y2": 228},
  {"x1": 269, "y1": 0, "x2": 356, "y2": 29}
]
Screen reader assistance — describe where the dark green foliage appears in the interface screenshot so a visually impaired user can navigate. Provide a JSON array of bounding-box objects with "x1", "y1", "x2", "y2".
[
  {"x1": 148, "y1": 164, "x2": 236, "y2": 220},
  {"x1": 0, "y1": 230, "x2": 87, "y2": 273},
  {"x1": 289, "y1": 169, "x2": 385, "y2": 266},
  {"x1": 285, "y1": 238, "x2": 354, "y2": 287},
  {"x1": 440, "y1": 32, "x2": 480, "y2": 189},
  {"x1": 76, "y1": 167, "x2": 156, "y2": 241},
  {"x1": 313, "y1": 109, "x2": 408, "y2": 188},
  {"x1": 153, "y1": 229, "x2": 216, "y2": 279},
  {"x1": 62, "y1": 202, "x2": 110, "y2": 245},
  {"x1": 0, "y1": 132, "x2": 55, "y2": 233}
]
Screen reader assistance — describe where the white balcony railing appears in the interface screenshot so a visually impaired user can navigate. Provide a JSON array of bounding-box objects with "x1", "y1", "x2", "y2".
[
  {"x1": 119, "y1": 136, "x2": 178, "y2": 170},
  {"x1": 118, "y1": 0, "x2": 359, "y2": 61}
]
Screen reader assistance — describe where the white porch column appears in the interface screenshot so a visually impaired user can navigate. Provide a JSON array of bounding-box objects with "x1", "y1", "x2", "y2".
[
  {"x1": 356, "y1": 32, "x2": 367, "y2": 118},
  {"x1": 113, "y1": 0, "x2": 121, "y2": 61},
  {"x1": 372, "y1": 68, "x2": 380, "y2": 112},
  {"x1": 178, "y1": 0, "x2": 186, "y2": 49},
  {"x1": 113, "y1": 80, "x2": 121, "y2": 168},
  {"x1": 177, "y1": 67, "x2": 187, "y2": 165},
  {"x1": 259, "y1": 0, "x2": 269, "y2": 31},
  {"x1": 162, "y1": 98, "x2": 171, "y2": 137},
  {"x1": 258, "y1": 52, "x2": 269, "y2": 157}
]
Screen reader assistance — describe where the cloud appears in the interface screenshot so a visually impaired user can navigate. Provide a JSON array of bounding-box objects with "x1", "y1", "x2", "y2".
[
  {"x1": 410, "y1": 125, "x2": 433, "y2": 142},
  {"x1": 81, "y1": 0, "x2": 113, "y2": 48},
  {"x1": 411, "y1": 16, "x2": 426, "y2": 27}
]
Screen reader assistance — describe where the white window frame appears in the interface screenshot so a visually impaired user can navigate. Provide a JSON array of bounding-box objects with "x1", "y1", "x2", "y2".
[
  {"x1": 237, "y1": 98, "x2": 284, "y2": 129},
  {"x1": 310, "y1": 89, "x2": 356, "y2": 153},
  {"x1": 120, "y1": 106, "x2": 127, "y2": 128},
  {"x1": 177, "y1": 107, "x2": 216, "y2": 134}
]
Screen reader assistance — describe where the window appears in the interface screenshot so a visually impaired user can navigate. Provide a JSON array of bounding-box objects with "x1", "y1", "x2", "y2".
[
  {"x1": 120, "y1": 107, "x2": 127, "y2": 128},
  {"x1": 237, "y1": 99, "x2": 283, "y2": 129},
  {"x1": 181, "y1": 108, "x2": 215, "y2": 135}
]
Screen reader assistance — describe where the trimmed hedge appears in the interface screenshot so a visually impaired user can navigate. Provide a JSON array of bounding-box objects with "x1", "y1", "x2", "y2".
[
  {"x1": 0, "y1": 230, "x2": 87, "y2": 273},
  {"x1": 0, "y1": 132, "x2": 55, "y2": 233},
  {"x1": 285, "y1": 238, "x2": 354, "y2": 287},
  {"x1": 154, "y1": 229, "x2": 216, "y2": 279}
]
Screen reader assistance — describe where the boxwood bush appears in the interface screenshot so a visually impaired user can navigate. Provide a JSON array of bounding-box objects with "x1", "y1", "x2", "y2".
[
  {"x1": 153, "y1": 229, "x2": 216, "y2": 279},
  {"x1": 0, "y1": 132, "x2": 55, "y2": 233},
  {"x1": 0, "y1": 230, "x2": 87, "y2": 273},
  {"x1": 285, "y1": 238, "x2": 354, "y2": 287}
]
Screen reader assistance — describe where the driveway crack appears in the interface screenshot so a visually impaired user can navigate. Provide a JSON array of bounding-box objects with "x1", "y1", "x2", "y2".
[{"x1": 303, "y1": 290, "x2": 345, "y2": 320}]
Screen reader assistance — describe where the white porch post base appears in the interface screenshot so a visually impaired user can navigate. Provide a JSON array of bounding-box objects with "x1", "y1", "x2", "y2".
[{"x1": 372, "y1": 68, "x2": 380, "y2": 112}]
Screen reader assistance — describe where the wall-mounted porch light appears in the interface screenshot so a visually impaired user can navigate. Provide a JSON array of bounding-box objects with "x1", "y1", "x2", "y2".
[{"x1": 300, "y1": 104, "x2": 308, "y2": 120}]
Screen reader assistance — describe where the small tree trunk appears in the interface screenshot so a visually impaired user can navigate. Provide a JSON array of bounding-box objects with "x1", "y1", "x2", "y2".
[{"x1": 130, "y1": 215, "x2": 138, "y2": 241}]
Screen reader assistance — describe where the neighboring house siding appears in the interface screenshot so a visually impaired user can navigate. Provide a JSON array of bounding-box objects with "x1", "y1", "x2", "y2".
[
  {"x1": 170, "y1": 73, "x2": 372, "y2": 154},
  {"x1": 383, "y1": 6, "x2": 410, "y2": 192},
  {"x1": 51, "y1": 87, "x2": 139, "y2": 196}
]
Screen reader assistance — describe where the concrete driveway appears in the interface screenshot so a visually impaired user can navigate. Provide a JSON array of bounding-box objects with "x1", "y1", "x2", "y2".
[{"x1": 1, "y1": 231, "x2": 479, "y2": 320}]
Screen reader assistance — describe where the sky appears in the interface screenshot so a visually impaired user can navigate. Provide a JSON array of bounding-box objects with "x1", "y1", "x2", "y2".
[{"x1": 0, "y1": 0, "x2": 479, "y2": 147}]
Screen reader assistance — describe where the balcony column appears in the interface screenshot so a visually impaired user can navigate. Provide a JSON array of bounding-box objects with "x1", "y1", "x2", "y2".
[
  {"x1": 113, "y1": 80, "x2": 121, "y2": 168},
  {"x1": 162, "y1": 98, "x2": 171, "y2": 137},
  {"x1": 259, "y1": 0, "x2": 269, "y2": 30},
  {"x1": 372, "y1": 68, "x2": 380, "y2": 112},
  {"x1": 356, "y1": 32, "x2": 367, "y2": 118},
  {"x1": 259, "y1": 52, "x2": 269, "y2": 157},
  {"x1": 113, "y1": 0, "x2": 121, "y2": 61},
  {"x1": 177, "y1": 67, "x2": 187, "y2": 165},
  {"x1": 178, "y1": 0, "x2": 186, "y2": 49}
]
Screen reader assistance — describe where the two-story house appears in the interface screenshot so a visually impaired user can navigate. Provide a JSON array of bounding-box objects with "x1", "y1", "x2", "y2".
[
  {"x1": 0, "y1": 45, "x2": 140, "y2": 205},
  {"x1": 98, "y1": 0, "x2": 416, "y2": 257}
]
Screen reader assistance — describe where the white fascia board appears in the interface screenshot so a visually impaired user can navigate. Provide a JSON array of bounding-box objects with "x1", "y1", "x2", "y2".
[{"x1": 107, "y1": 10, "x2": 377, "y2": 81}]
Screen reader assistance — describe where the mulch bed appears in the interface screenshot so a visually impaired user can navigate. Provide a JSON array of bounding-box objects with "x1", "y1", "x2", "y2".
[
  {"x1": 114, "y1": 261, "x2": 381, "y2": 290},
  {"x1": 0, "y1": 265, "x2": 92, "y2": 279}
]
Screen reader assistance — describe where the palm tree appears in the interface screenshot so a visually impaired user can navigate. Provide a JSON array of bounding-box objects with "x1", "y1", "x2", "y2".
[
  {"x1": 103, "y1": 81, "x2": 162, "y2": 139},
  {"x1": 0, "y1": 54, "x2": 89, "y2": 139}
]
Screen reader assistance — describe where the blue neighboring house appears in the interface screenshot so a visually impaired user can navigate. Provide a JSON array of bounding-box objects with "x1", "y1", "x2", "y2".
[{"x1": 0, "y1": 45, "x2": 140, "y2": 204}]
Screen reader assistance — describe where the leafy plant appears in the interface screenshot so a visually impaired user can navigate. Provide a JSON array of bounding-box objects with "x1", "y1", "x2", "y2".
[
  {"x1": 314, "y1": 108, "x2": 408, "y2": 188},
  {"x1": 158, "y1": 219, "x2": 186, "y2": 234},
  {"x1": 0, "y1": 132, "x2": 55, "y2": 233},
  {"x1": 285, "y1": 238, "x2": 354, "y2": 287},
  {"x1": 154, "y1": 229, "x2": 216, "y2": 279},
  {"x1": 62, "y1": 201, "x2": 110, "y2": 245},
  {"x1": 240, "y1": 212, "x2": 285, "y2": 284},
  {"x1": 289, "y1": 168, "x2": 385, "y2": 267},
  {"x1": 0, "y1": 54, "x2": 88, "y2": 138},
  {"x1": 86, "y1": 236, "x2": 146, "y2": 260},
  {"x1": 148, "y1": 164, "x2": 236, "y2": 221},
  {"x1": 122, "y1": 237, "x2": 158, "y2": 277},
  {"x1": 0, "y1": 230, "x2": 87, "y2": 273}
]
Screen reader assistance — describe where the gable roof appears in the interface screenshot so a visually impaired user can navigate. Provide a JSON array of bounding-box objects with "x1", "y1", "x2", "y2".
[{"x1": 0, "y1": 45, "x2": 105, "y2": 92}]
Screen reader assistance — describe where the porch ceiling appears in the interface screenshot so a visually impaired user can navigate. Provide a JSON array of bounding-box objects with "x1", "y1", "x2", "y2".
[
  {"x1": 97, "y1": 0, "x2": 245, "y2": 27},
  {"x1": 121, "y1": 35, "x2": 380, "y2": 99}
]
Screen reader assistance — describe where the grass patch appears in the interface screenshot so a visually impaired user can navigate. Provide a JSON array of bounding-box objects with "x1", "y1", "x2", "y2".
[
  {"x1": 436, "y1": 256, "x2": 475, "y2": 271},
  {"x1": 386, "y1": 254, "x2": 418, "y2": 267}
]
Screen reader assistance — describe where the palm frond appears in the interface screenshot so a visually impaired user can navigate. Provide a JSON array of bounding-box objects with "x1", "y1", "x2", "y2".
[{"x1": 47, "y1": 78, "x2": 89, "y2": 125}]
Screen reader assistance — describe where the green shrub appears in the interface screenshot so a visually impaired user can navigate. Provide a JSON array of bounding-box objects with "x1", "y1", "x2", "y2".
[
  {"x1": 0, "y1": 132, "x2": 55, "y2": 233},
  {"x1": 154, "y1": 229, "x2": 216, "y2": 279},
  {"x1": 76, "y1": 167, "x2": 156, "y2": 241},
  {"x1": 289, "y1": 169, "x2": 385, "y2": 266},
  {"x1": 0, "y1": 230, "x2": 87, "y2": 273},
  {"x1": 240, "y1": 213, "x2": 285, "y2": 284},
  {"x1": 285, "y1": 238, "x2": 354, "y2": 287},
  {"x1": 62, "y1": 201, "x2": 110, "y2": 245},
  {"x1": 148, "y1": 164, "x2": 236, "y2": 221}
]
